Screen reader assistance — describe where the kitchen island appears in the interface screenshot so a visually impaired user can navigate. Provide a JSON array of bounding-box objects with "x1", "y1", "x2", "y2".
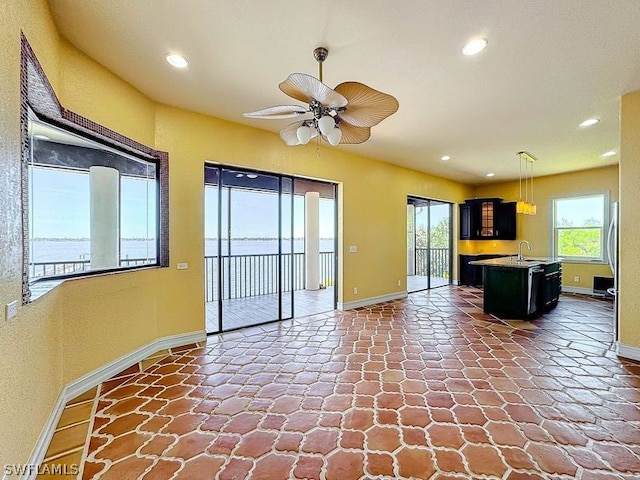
[{"x1": 469, "y1": 256, "x2": 562, "y2": 319}]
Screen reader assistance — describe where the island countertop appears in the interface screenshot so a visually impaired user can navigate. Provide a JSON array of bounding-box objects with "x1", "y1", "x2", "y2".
[{"x1": 469, "y1": 256, "x2": 563, "y2": 268}]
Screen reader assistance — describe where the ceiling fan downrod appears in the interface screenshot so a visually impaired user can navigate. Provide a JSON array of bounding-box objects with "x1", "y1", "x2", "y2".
[{"x1": 313, "y1": 47, "x2": 328, "y2": 82}]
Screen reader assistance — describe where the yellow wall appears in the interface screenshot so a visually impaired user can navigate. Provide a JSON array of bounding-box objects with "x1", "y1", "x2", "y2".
[
  {"x1": 469, "y1": 166, "x2": 618, "y2": 290},
  {"x1": 1, "y1": 0, "x2": 473, "y2": 467},
  {"x1": 0, "y1": 0, "x2": 65, "y2": 469},
  {"x1": 619, "y1": 90, "x2": 640, "y2": 349},
  {"x1": 154, "y1": 105, "x2": 472, "y2": 306}
]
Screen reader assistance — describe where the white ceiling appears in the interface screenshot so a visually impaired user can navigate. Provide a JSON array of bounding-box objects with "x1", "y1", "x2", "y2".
[{"x1": 47, "y1": 0, "x2": 640, "y2": 185}]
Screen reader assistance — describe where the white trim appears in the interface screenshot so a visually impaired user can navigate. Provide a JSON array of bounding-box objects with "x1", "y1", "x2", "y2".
[
  {"x1": 23, "y1": 330, "x2": 205, "y2": 480},
  {"x1": 561, "y1": 286, "x2": 593, "y2": 295},
  {"x1": 616, "y1": 342, "x2": 640, "y2": 362},
  {"x1": 338, "y1": 291, "x2": 407, "y2": 310}
]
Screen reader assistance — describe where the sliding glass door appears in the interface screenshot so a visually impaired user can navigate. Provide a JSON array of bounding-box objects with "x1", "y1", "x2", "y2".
[
  {"x1": 407, "y1": 196, "x2": 452, "y2": 292},
  {"x1": 205, "y1": 166, "x2": 336, "y2": 334}
]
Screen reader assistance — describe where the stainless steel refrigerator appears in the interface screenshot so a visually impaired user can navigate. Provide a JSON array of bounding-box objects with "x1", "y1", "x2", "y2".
[{"x1": 606, "y1": 201, "x2": 619, "y2": 342}]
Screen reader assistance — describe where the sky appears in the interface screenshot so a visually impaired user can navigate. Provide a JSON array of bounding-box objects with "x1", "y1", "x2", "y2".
[
  {"x1": 204, "y1": 186, "x2": 335, "y2": 239},
  {"x1": 554, "y1": 194, "x2": 605, "y2": 226},
  {"x1": 413, "y1": 203, "x2": 450, "y2": 232},
  {"x1": 30, "y1": 167, "x2": 156, "y2": 239},
  {"x1": 30, "y1": 167, "x2": 605, "y2": 240},
  {"x1": 30, "y1": 167, "x2": 335, "y2": 240}
]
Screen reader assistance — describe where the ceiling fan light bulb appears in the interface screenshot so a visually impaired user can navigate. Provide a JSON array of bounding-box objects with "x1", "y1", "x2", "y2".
[
  {"x1": 296, "y1": 125, "x2": 313, "y2": 144},
  {"x1": 327, "y1": 127, "x2": 342, "y2": 146},
  {"x1": 318, "y1": 115, "x2": 335, "y2": 136}
]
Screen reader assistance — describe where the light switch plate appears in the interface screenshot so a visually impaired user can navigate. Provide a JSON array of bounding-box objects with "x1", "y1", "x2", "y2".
[
  {"x1": 349, "y1": 246, "x2": 357, "y2": 253},
  {"x1": 5, "y1": 300, "x2": 18, "y2": 320},
  {"x1": 177, "y1": 263, "x2": 189, "y2": 270}
]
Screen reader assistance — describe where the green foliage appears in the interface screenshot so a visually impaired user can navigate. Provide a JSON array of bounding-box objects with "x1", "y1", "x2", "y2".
[
  {"x1": 416, "y1": 217, "x2": 450, "y2": 248},
  {"x1": 557, "y1": 228, "x2": 601, "y2": 258}
]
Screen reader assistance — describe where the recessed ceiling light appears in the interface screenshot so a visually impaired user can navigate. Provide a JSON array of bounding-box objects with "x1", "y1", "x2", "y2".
[
  {"x1": 440, "y1": 155, "x2": 450, "y2": 161},
  {"x1": 601, "y1": 150, "x2": 616, "y2": 157},
  {"x1": 486, "y1": 172, "x2": 495, "y2": 177},
  {"x1": 247, "y1": 174, "x2": 258, "y2": 179},
  {"x1": 461, "y1": 38, "x2": 488, "y2": 56},
  {"x1": 34, "y1": 134, "x2": 50, "y2": 140},
  {"x1": 165, "y1": 53, "x2": 189, "y2": 69},
  {"x1": 236, "y1": 173, "x2": 244, "y2": 178},
  {"x1": 579, "y1": 118, "x2": 599, "y2": 128}
]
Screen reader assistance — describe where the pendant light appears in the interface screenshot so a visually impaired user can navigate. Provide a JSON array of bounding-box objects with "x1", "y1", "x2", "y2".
[{"x1": 517, "y1": 151, "x2": 537, "y2": 215}]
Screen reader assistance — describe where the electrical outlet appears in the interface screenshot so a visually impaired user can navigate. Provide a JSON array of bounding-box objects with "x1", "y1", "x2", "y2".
[
  {"x1": 397, "y1": 280, "x2": 401, "y2": 287},
  {"x1": 353, "y1": 287, "x2": 358, "y2": 295},
  {"x1": 5, "y1": 300, "x2": 18, "y2": 320},
  {"x1": 349, "y1": 245, "x2": 357, "y2": 253},
  {"x1": 574, "y1": 276, "x2": 580, "y2": 282},
  {"x1": 177, "y1": 262, "x2": 189, "y2": 270}
]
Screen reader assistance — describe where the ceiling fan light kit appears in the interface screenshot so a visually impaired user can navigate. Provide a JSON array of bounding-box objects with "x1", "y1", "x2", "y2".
[{"x1": 243, "y1": 47, "x2": 398, "y2": 146}]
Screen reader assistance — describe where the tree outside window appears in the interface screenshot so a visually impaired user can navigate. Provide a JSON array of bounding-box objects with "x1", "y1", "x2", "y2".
[{"x1": 553, "y1": 194, "x2": 606, "y2": 261}]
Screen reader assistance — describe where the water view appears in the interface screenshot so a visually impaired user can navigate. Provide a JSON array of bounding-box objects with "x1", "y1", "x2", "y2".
[{"x1": 30, "y1": 238, "x2": 336, "y2": 263}]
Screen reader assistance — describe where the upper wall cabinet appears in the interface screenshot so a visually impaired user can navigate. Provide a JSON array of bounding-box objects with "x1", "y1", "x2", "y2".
[{"x1": 459, "y1": 198, "x2": 516, "y2": 240}]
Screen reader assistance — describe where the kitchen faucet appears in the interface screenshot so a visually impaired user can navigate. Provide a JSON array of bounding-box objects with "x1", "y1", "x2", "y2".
[{"x1": 518, "y1": 240, "x2": 531, "y2": 261}]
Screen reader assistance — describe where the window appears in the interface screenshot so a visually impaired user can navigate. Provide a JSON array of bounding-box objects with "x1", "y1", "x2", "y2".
[
  {"x1": 28, "y1": 117, "x2": 159, "y2": 281},
  {"x1": 552, "y1": 193, "x2": 607, "y2": 262}
]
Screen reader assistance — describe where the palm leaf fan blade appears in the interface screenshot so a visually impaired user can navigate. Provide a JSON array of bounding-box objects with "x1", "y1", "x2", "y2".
[
  {"x1": 279, "y1": 73, "x2": 348, "y2": 108},
  {"x1": 337, "y1": 122, "x2": 371, "y2": 144},
  {"x1": 243, "y1": 105, "x2": 308, "y2": 119},
  {"x1": 334, "y1": 82, "x2": 399, "y2": 127}
]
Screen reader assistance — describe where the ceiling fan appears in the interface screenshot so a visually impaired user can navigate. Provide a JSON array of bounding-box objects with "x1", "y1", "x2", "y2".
[{"x1": 243, "y1": 47, "x2": 399, "y2": 146}]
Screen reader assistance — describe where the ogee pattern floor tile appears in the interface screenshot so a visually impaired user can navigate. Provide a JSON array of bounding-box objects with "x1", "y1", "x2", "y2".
[{"x1": 80, "y1": 287, "x2": 640, "y2": 479}]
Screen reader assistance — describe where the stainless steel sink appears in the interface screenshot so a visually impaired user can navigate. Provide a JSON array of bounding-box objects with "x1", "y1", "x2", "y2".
[{"x1": 509, "y1": 257, "x2": 540, "y2": 265}]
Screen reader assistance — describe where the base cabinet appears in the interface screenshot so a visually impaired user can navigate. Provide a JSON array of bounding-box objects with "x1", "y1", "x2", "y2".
[
  {"x1": 540, "y1": 262, "x2": 562, "y2": 311},
  {"x1": 483, "y1": 266, "x2": 535, "y2": 319},
  {"x1": 459, "y1": 254, "x2": 510, "y2": 286},
  {"x1": 481, "y1": 262, "x2": 562, "y2": 319}
]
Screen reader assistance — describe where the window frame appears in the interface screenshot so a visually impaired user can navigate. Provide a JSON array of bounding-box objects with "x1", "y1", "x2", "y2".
[
  {"x1": 28, "y1": 114, "x2": 162, "y2": 282},
  {"x1": 20, "y1": 34, "x2": 169, "y2": 303},
  {"x1": 550, "y1": 191, "x2": 609, "y2": 264}
]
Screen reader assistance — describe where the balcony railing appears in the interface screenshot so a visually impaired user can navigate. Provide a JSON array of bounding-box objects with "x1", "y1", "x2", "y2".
[
  {"x1": 415, "y1": 247, "x2": 450, "y2": 278},
  {"x1": 205, "y1": 252, "x2": 335, "y2": 302},
  {"x1": 29, "y1": 258, "x2": 154, "y2": 278},
  {"x1": 28, "y1": 252, "x2": 336, "y2": 302}
]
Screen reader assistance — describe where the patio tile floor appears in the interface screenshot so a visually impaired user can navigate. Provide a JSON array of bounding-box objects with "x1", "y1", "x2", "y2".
[{"x1": 45, "y1": 285, "x2": 640, "y2": 479}]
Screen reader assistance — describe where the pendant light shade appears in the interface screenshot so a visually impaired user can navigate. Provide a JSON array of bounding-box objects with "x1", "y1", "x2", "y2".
[
  {"x1": 296, "y1": 124, "x2": 313, "y2": 144},
  {"x1": 517, "y1": 151, "x2": 537, "y2": 216},
  {"x1": 318, "y1": 115, "x2": 335, "y2": 136},
  {"x1": 326, "y1": 126, "x2": 342, "y2": 146}
]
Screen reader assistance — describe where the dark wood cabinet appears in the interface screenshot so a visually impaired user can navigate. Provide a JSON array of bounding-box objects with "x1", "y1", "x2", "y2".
[
  {"x1": 459, "y1": 254, "x2": 510, "y2": 286},
  {"x1": 479, "y1": 261, "x2": 562, "y2": 319},
  {"x1": 483, "y1": 265, "x2": 534, "y2": 318},
  {"x1": 459, "y1": 204, "x2": 472, "y2": 240},
  {"x1": 459, "y1": 198, "x2": 516, "y2": 240},
  {"x1": 540, "y1": 262, "x2": 562, "y2": 311},
  {"x1": 495, "y1": 201, "x2": 516, "y2": 240}
]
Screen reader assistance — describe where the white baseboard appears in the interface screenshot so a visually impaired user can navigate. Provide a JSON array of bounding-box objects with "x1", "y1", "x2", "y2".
[
  {"x1": 23, "y1": 330, "x2": 205, "y2": 480},
  {"x1": 338, "y1": 291, "x2": 407, "y2": 310},
  {"x1": 561, "y1": 286, "x2": 593, "y2": 295},
  {"x1": 617, "y1": 342, "x2": 640, "y2": 362}
]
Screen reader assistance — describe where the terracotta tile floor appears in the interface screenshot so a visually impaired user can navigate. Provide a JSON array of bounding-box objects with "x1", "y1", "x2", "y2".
[{"x1": 77, "y1": 286, "x2": 640, "y2": 479}]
